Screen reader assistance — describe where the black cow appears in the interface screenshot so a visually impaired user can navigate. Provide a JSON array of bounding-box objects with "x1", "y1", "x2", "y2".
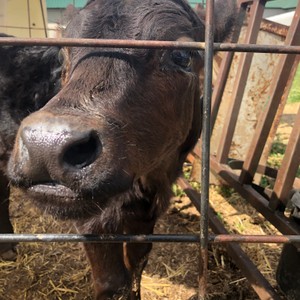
[
  {"x1": 8, "y1": 0, "x2": 236, "y2": 299},
  {"x1": 0, "y1": 34, "x2": 61, "y2": 259}
]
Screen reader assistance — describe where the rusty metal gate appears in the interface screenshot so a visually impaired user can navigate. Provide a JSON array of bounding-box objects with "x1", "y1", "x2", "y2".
[{"x1": 1, "y1": 0, "x2": 300, "y2": 299}]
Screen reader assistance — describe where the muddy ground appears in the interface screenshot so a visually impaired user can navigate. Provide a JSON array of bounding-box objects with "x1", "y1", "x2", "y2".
[{"x1": 0, "y1": 103, "x2": 298, "y2": 299}]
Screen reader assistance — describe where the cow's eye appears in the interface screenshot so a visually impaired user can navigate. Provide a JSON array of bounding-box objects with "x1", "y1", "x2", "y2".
[{"x1": 170, "y1": 50, "x2": 192, "y2": 70}]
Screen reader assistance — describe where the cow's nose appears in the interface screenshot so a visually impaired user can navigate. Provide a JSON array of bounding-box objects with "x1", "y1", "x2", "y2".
[{"x1": 17, "y1": 113, "x2": 102, "y2": 181}]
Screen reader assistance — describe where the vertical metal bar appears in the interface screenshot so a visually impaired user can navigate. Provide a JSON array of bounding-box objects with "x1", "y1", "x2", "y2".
[
  {"x1": 239, "y1": 2, "x2": 300, "y2": 184},
  {"x1": 254, "y1": 57, "x2": 300, "y2": 185},
  {"x1": 269, "y1": 106, "x2": 300, "y2": 210},
  {"x1": 26, "y1": 0, "x2": 32, "y2": 38},
  {"x1": 39, "y1": 0, "x2": 48, "y2": 38},
  {"x1": 211, "y1": 2, "x2": 247, "y2": 130},
  {"x1": 199, "y1": 0, "x2": 214, "y2": 298},
  {"x1": 216, "y1": 0, "x2": 266, "y2": 164}
]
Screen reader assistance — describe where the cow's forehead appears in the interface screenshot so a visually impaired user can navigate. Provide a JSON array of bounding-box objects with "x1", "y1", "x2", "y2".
[{"x1": 65, "y1": 0, "x2": 204, "y2": 42}]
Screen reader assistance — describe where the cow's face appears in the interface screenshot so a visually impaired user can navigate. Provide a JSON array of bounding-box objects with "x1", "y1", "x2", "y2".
[{"x1": 8, "y1": 0, "x2": 234, "y2": 219}]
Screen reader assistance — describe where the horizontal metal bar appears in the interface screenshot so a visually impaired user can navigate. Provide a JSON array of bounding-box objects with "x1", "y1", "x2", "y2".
[
  {"x1": 0, "y1": 234, "x2": 299, "y2": 244},
  {"x1": 1, "y1": 37, "x2": 300, "y2": 54},
  {"x1": 0, "y1": 37, "x2": 203, "y2": 48},
  {"x1": 217, "y1": 43, "x2": 300, "y2": 54},
  {"x1": 0, "y1": 234, "x2": 198, "y2": 243},
  {"x1": 211, "y1": 235, "x2": 298, "y2": 243}
]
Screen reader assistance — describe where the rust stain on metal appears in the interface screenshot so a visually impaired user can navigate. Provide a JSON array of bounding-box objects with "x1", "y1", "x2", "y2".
[{"x1": 260, "y1": 19, "x2": 289, "y2": 38}]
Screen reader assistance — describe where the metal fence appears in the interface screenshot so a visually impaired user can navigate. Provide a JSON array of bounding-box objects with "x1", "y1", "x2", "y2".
[{"x1": 0, "y1": 0, "x2": 300, "y2": 299}]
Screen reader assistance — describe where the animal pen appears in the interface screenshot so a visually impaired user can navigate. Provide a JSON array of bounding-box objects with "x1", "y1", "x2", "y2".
[{"x1": 1, "y1": 0, "x2": 300, "y2": 299}]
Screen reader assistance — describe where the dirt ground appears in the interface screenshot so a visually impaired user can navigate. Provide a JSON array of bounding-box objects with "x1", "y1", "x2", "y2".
[
  {"x1": 1, "y1": 189, "x2": 281, "y2": 300},
  {"x1": 0, "y1": 103, "x2": 298, "y2": 300}
]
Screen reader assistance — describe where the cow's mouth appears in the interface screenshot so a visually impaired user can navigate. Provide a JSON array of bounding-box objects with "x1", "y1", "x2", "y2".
[
  {"x1": 25, "y1": 181, "x2": 98, "y2": 219},
  {"x1": 20, "y1": 172, "x2": 134, "y2": 220},
  {"x1": 27, "y1": 182, "x2": 79, "y2": 199}
]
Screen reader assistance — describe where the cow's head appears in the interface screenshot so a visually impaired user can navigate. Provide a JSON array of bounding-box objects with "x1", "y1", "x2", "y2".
[{"x1": 8, "y1": 0, "x2": 236, "y2": 220}]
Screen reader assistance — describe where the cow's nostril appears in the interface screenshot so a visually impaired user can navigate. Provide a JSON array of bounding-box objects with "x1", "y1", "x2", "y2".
[{"x1": 63, "y1": 132, "x2": 101, "y2": 169}]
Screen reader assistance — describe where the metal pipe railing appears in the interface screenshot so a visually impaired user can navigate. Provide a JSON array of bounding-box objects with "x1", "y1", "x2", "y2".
[
  {"x1": 199, "y1": 0, "x2": 215, "y2": 298},
  {"x1": 0, "y1": 233, "x2": 299, "y2": 244},
  {"x1": 1, "y1": 37, "x2": 300, "y2": 54}
]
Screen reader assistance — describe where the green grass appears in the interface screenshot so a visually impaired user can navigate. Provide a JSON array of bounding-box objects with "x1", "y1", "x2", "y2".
[
  {"x1": 259, "y1": 66, "x2": 300, "y2": 187},
  {"x1": 260, "y1": 137, "x2": 300, "y2": 188},
  {"x1": 288, "y1": 65, "x2": 300, "y2": 104}
]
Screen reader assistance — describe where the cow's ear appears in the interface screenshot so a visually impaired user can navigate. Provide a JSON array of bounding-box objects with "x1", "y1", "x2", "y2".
[{"x1": 195, "y1": 0, "x2": 238, "y2": 42}]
